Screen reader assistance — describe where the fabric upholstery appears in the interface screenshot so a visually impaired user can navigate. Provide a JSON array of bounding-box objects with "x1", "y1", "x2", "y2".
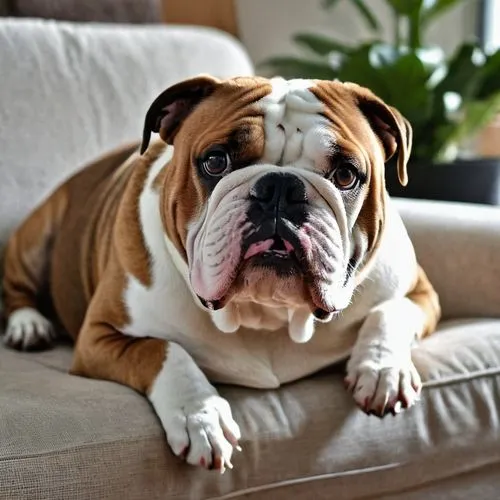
[
  {"x1": 1, "y1": 318, "x2": 500, "y2": 499},
  {"x1": 396, "y1": 198, "x2": 500, "y2": 320}
]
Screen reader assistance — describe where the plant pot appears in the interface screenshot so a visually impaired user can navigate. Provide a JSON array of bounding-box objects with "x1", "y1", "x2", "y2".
[{"x1": 385, "y1": 158, "x2": 500, "y2": 205}]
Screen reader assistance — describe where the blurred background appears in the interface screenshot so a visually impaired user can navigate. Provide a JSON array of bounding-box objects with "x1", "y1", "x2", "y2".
[{"x1": 1, "y1": 0, "x2": 500, "y2": 204}]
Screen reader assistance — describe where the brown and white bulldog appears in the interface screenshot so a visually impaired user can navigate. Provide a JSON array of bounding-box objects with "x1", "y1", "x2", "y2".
[{"x1": 2, "y1": 75, "x2": 440, "y2": 472}]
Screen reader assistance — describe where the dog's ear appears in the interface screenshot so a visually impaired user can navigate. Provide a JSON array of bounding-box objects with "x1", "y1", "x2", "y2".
[
  {"x1": 141, "y1": 75, "x2": 220, "y2": 154},
  {"x1": 345, "y1": 83, "x2": 412, "y2": 186}
]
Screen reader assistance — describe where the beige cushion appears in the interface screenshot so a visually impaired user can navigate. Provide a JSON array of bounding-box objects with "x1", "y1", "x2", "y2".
[
  {"x1": 396, "y1": 198, "x2": 500, "y2": 321},
  {"x1": 1, "y1": 318, "x2": 500, "y2": 499}
]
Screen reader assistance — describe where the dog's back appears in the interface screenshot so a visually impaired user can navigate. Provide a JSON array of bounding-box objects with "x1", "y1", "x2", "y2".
[{"x1": 2, "y1": 142, "x2": 139, "y2": 345}]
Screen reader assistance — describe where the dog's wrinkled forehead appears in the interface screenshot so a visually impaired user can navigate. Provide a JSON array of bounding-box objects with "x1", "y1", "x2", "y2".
[{"x1": 257, "y1": 78, "x2": 333, "y2": 170}]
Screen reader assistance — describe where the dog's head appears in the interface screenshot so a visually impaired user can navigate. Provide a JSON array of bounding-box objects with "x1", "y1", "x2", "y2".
[{"x1": 141, "y1": 75, "x2": 411, "y2": 341}]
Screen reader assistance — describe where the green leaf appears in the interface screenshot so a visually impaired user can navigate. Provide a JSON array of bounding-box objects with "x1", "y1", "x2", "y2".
[
  {"x1": 476, "y1": 49, "x2": 500, "y2": 98},
  {"x1": 377, "y1": 54, "x2": 433, "y2": 126},
  {"x1": 434, "y1": 43, "x2": 485, "y2": 100},
  {"x1": 258, "y1": 56, "x2": 338, "y2": 80},
  {"x1": 293, "y1": 33, "x2": 352, "y2": 56},
  {"x1": 421, "y1": 0, "x2": 467, "y2": 29},
  {"x1": 350, "y1": 0, "x2": 381, "y2": 32},
  {"x1": 385, "y1": 0, "x2": 424, "y2": 47},
  {"x1": 337, "y1": 45, "x2": 390, "y2": 98},
  {"x1": 368, "y1": 43, "x2": 442, "y2": 76},
  {"x1": 338, "y1": 44, "x2": 433, "y2": 126},
  {"x1": 385, "y1": 0, "x2": 423, "y2": 16},
  {"x1": 368, "y1": 42, "x2": 402, "y2": 66}
]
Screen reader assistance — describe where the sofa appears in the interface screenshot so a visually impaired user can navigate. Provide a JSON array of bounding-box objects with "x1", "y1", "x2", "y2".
[{"x1": 1, "y1": 18, "x2": 500, "y2": 500}]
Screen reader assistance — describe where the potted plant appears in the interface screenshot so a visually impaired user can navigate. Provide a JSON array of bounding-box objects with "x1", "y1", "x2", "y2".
[{"x1": 261, "y1": 0, "x2": 500, "y2": 205}]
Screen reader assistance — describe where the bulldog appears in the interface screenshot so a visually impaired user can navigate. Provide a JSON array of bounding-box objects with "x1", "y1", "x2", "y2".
[{"x1": 2, "y1": 75, "x2": 440, "y2": 472}]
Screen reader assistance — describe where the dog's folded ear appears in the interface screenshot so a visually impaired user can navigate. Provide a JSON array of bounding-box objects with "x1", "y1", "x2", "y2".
[
  {"x1": 346, "y1": 83, "x2": 412, "y2": 186},
  {"x1": 141, "y1": 75, "x2": 220, "y2": 154}
]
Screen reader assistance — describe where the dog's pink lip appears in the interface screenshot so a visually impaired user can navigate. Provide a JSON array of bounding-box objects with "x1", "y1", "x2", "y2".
[
  {"x1": 283, "y1": 239, "x2": 294, "y2": 253},
  {"x1": 243, "y1": 239, "x2": 274, "y2": 260},
  {"x1": 243, "y1": 237, "x2": 295, "y2": 260}
]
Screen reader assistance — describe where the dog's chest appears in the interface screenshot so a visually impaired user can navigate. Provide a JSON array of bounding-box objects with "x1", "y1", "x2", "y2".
[{"x1": 121, "y1": 266, "x2": 362, "y2": 388}]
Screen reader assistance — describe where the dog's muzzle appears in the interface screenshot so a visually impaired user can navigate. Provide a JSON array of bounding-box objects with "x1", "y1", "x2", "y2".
[{"x1": 242, "y1": 172, "x2": 308, "y2": 272}]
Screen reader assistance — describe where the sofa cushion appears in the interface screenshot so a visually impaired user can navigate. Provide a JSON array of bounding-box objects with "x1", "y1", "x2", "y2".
[
  {"x1": 0, "y1": 18, "x2": 253, "y2": 247},
  {"x1": 1, "y1": 318, "x2": 500, "y2": 499}
]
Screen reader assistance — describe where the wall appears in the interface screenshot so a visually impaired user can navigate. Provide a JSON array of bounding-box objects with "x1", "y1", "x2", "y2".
[{"x1": 236, "y1": 0, "x2": 480, "y2": 66}]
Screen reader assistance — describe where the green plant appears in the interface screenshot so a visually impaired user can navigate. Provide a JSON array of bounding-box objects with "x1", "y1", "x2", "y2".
[{"x1": 260, "y1": 0, "x2": 500, "y2": 163}]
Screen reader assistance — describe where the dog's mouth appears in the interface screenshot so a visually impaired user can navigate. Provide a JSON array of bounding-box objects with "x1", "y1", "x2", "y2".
[
  {"x1": 197, "y1": 227, "x2": 338, "y2": 320},
  {"x1": 243, "y1": 235, "x2": 299, "y2": 267},
  {"x1": 196, "y1": 233, "x2": 304, "y2": 312}
]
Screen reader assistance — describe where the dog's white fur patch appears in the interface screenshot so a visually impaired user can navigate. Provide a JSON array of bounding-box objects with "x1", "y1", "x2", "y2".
[
  {"x1": 258, "y1": 77, "x2": 334, "y2": 172},
  {"x1": 345, "y1": 297, "x2": 425, "y2": 414},
  {"x1": 4, "y1": 307, "x2": 54, "y2": 349},
  {"x1": 122, "y1": 145, "x2": 193, "y2": 338},
  {"x1": 148, "y1": 342, "x2": 240, "y2": 471},
  {"x1": 288, "y1": 307, "x2": 316, "y2": 343}
]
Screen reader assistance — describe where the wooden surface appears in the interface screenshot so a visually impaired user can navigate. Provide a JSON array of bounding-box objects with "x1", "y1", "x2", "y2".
[
  {"x1": 162, "y1": 0, "x2": 238, "y2": 37},
  {"x1": 477, "y1": 116, "x2": 500, "y2": 157}
]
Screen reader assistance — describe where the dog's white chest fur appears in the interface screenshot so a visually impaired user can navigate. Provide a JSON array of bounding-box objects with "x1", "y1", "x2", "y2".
[{"x1": 121, "y1": 146, "x2": 193, "y2": 339}]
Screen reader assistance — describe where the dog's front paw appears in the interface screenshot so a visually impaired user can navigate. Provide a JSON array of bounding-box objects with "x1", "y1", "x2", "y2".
[
  {"x1": 4, "y1": 307, "x2": 55, "y2": 351},
  {"x1": 162, "y1": 394, "x2": 241, "y2": 473},
  {"x1": 345, "y1": 355, "x2": 422, "y2": 417}
]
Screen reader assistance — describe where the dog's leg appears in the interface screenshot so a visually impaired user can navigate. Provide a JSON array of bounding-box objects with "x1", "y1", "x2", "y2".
[
  {"x1": 2, "y1": 186, "x2": 68, "y2": 350},
  {"x1": 345, "y1": 266, "x2": 440, "y2": 416},
  {"x1": 72, "y1": 331, "x2": 241, "y2": 472},
  {"x1": 71, "y1": 279, "x2": 241, "y2": 472}
]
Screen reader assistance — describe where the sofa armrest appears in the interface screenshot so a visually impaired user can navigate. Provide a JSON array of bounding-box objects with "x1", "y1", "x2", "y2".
[{"x1": 395, "y1": 198, "x2": 500, "y2": 320}]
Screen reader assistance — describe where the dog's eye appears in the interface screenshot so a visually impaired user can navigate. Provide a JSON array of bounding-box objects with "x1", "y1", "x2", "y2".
[
  {"x1": 331, "y1": 163, "x2": 359, "y2": 190},
  {"x1": 199, "y1": 147, "x2": 231, "y2": 177}
]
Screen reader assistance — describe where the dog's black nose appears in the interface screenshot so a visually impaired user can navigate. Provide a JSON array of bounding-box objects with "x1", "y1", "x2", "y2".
[{"x1": 251, "y1": 173, "x2": 307, "y2": 210}]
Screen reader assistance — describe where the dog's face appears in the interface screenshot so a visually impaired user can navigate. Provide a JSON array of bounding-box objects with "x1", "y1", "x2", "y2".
[{"x1": 141, "y1": 76, "x2": 411, "y2": 340}]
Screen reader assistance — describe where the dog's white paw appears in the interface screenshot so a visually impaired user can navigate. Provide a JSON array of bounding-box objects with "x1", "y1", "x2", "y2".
[
  {"x1": 345, "y1": 354, "x2": 422, "y2": 417},
  {"x1": 163, "y1": 395, "x2": 241, "y2": 472},
  {"x1": 4, "y1": 307, "x2": 55, "y2": 350}
]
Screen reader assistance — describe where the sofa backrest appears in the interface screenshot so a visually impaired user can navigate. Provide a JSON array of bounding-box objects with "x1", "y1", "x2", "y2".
[{"x1": 0, "y1": 18, "x2": 253, "y2": 247}]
